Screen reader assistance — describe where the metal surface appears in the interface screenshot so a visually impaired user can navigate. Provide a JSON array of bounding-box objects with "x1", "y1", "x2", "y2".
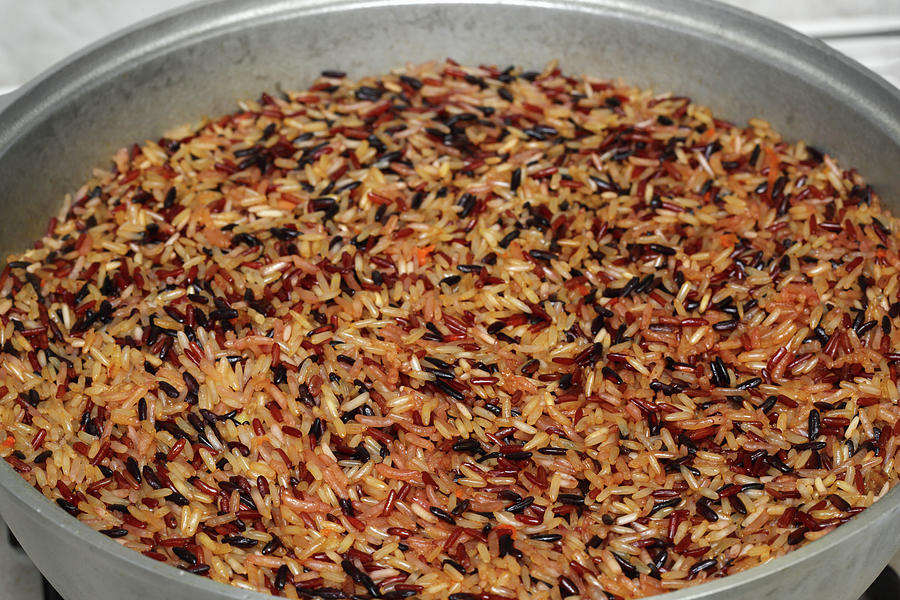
[
  {"x1": 1, "y1": 1, "x2": 900, "y2": 599},
  {"x1": 0, "y1": 92, "x2": 16, "y2": 113}
]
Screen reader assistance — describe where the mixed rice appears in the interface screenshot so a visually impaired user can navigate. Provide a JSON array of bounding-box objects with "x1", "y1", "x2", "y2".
[{"x1": 1, "y1": 60, "x2": 899, "y2": 599}]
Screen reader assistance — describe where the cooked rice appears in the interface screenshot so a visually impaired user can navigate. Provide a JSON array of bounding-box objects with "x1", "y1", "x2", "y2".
[{"x1": 1, "y1": 59, "x2": 899, "y2": 599}]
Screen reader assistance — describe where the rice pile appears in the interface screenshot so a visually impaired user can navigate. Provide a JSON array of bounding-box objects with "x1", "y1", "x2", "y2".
[{"x1": 1, "y1": 60, "x2": 899, "y2": 600}]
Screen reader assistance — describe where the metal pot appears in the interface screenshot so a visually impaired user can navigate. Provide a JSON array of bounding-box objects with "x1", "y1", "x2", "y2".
[{"x1": 1, "y1": 1, "x2": 899, "y2": 598}]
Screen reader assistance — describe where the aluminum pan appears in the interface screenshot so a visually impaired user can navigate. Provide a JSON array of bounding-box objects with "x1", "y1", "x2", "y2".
[{"x1": 0, "y1": 1, "x2": 899, "y2": 599}]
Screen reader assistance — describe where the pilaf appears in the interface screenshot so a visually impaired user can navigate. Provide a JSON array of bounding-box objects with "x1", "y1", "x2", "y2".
[{"x1": 1, "y1": 60, "x2": 899, "y2": 599}]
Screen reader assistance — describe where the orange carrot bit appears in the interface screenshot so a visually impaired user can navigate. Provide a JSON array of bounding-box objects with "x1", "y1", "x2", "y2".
[
  {"x1": 719, "y1": 233, "x2": 737, "y2": 248},
  {"x1": 2, "y1": 434, "x2": 15, "y2": 448},
  {"x1": 417, "y1": 244, "x2": 435, "y2": 265}
]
